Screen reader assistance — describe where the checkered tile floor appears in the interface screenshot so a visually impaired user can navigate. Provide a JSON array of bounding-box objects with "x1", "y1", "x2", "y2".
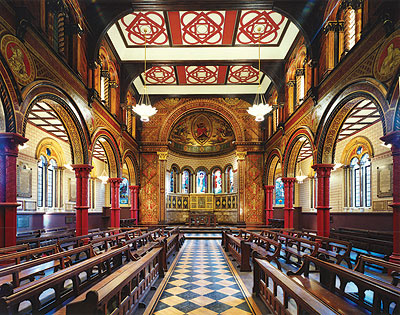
[{"x1": 151, "y1": 239, "x2": 256, "y2": 315}]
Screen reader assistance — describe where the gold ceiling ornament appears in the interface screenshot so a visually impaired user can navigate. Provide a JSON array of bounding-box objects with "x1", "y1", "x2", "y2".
[
  {"x1": 164, "y1": 98, "x2": 181, "y2": 106},
  {"x1": 222, "y1": 97, "x2": 241, "y2": 106},
  {"x1": 247, "y1": 26, "x2": 272, "y2": 121},
  {"x1": 133, "y1": 26, "x2": 157, "y2": 122}
]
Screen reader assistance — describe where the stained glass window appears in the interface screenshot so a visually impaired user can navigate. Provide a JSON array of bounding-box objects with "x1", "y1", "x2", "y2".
[
  {"x1": 182, "y1": 170, "x2": 190, "y2": 193},
  {"x1": 120, "y1": 177, "x2": 129, "y2": 204},
  {"x1": 361, "y1": 154, "x2": 371, "y2": 207},
  {"x1": 197, "y1": 170, "x2": 207, "y2": 193},
  {"x1": 47, "y1": 159, "x2": 57, "y2": 208},
  {"x1": 226, "y1": 167, "x2": 234, "y2": 193},
  {"x1": 350, "y1": 157, "x2": 360, "y2": 207},
  {"x1": 275, "y1": 177, "x2": 284, "y2": 205},
  {"x1": 37, "y1": 156, "x2": 46, "y2": 208},
  {"x1": 213, "y1": 169, "x2": 222, "y2": 194},
  {"x1": 170, "y1": 169, "x2": 174, "y2": 193}
]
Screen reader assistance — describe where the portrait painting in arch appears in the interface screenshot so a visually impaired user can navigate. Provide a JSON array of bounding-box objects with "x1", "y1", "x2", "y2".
[
  {"x1": 197, "y1": 170, "x2": 207, "y2": 193},
  {"x1": 169, "y1": 111, "x2": 235, "y2": 155},
  {"x1": 120, "y1": 177, "x2": 129, "y2": 204}
]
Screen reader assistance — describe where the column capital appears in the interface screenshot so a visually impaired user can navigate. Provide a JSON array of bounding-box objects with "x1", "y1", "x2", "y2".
[
  {"x1": 129, "y1": 185, "x2": 140, "y2": 192},
  {"x1": 0, "y1": 133, "x2": 28, "y2": 157},
  {"x1": 281, "y1": 177, "x2": 296, "y2": 184},
  {"x1": 72, "y1": 164, "x2": 93, "y2": 178},
  {"x1": 108, "y1": 177, "x2": 123, "y2": 184},
  {"x1": 235, "y1": 151, "x2": 247, "y2": 160},
  {"x1": 157, "y1": 151, "x2": 168, "y2": 160},
  {"x1": 264, "y1": 185, "x2": 274, "y2": 191},
  {"x1": 381, "y1": 131, "x2": 400, "y2": 153},
  {"x1": 312, "y1": 164, "x2": 335, "y2": 177}
]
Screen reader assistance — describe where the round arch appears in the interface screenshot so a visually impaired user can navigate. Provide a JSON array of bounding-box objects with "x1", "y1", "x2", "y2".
[
  {"x1": 170, "y1": 163, "x2": 181, "y2": 173},
  {"x1": 340, "y1": 136, "x2": 374, "y2": 165},
  {"x1": 91, "y1": 130, "x2": 121, "y2": 178},
  {"x1": 122, "y1": 150, "x2": 139, "y2": 185},
  {"x1": 0, "y1": 60, "x2": 20, "y2": 132},
  {"x1": 316, "y1": 80, "x2": 388, "y2": 164},
  {"x1": 283, "y1": 128, "x2": 315, "y2": 178},
  {"x1": 265, "y1": 148, "x2": 283, "y2": 185},
  {"x1": 159, "y1": 99, "x2": 245, "y2": 143},
  {"x1": 20, "y1": 81, "x2": 90, "y2": 164}
]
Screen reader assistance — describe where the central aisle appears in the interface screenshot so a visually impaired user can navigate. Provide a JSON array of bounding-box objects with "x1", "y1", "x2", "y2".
[{"x1": 147, "y1": 239, "x2": 260, "y2": 315}]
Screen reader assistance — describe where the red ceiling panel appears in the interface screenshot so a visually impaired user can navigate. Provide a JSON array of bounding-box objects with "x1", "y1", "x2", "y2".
[
  {"x1": 228, "y1": 66, "x2": 259, "y2": 84},
  {"x1": 186, "y1": 66, "x2": 219, "y2": 84},
  {"x1": 144, "y1": 66, "x2": 176, "y2": 84}
]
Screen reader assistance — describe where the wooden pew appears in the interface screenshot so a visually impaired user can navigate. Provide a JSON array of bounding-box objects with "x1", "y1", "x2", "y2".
[
  {"x1": 253, "y1": 258, "x2": 343, "y2": 314},
  {"x1": 0, "y1": 244, "x2": 60, "y2": 266},
  {"x1": 0, "y1": 244, "x2": 135, "y2": 314},
  {"x1": 0, "y1": 244, "x2": 94, "y2": 290},
  {"x1": 58, "y1": 228, "x2": 122, "y2": 250},
  {"x1": 246, "y1": 231, "x2": 282, "y2": 271},
  {"x1": 161, "y1": 228, "x2": 180, "y2": 271},
  {"x1": 223, "y1": 231, "x2": 252, "y2": 271},
  {"x1": 16, "y1": 231, "x2": 75, "y2": 248},
  {"x1": 354, "y1": 255, "x2": 400, "y2": 286},
  {"x1": 288, "y1": 255, "x2": 400, "y2": 314},
  {"x1": 0, "y1": 244, "x2": 29, "y2": 255},
  {"x1": 57, "y1": 247, "x2": 164, "y2": 315},
  {"x1": 90, "y1": 229, "x2": 142, "y2": 253},
  {"x1": 283, "y1": 230, "x2": 353, "y2": 268}
]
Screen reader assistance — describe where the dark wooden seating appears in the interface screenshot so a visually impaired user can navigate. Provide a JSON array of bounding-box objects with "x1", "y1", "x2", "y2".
[
  {"x1": 268, "y1": 218, "x2": 284, "y2": 228},
  {"x1": 253, "y1": 258, "x2": 343, "y2": 314},
  {"x1": 223, "y1": 231, "x2": 252, "y2": 271},
  {"x1": 0, "y1": 244, "x2": 61, "y2": 266},
  {"x1": 57, "y1": 247, "x2": 164, "y2": 315},
  {"x1": 283, "y1": 230, "x2": 353, "y2": 268},
  {"x1": 58, "y1": 228, "x2": 122, "y2": 250},
  {"x1": 288, "y1": 255, "x2": 400, "y2": 314},
  {"x1": 0, "y1": 244, "x2": 94, "y2": 290},
  {"x1": 0, "y1": 244, "x2": 133, "y2": 314},
  {"x1": 0, "y1": 244, "x2": 29, "y2": 255},
  {"x1": 354, "y1": 255, "x2": 400, "y2": 286},
  {"x1": 120, "y1": 218, "x2": 137, "y2": 227},
  {"x1": 16, "y1": 231, "x2": 76, "y2": 248}
]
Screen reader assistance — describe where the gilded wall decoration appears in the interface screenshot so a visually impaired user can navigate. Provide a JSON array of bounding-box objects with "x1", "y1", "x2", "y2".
[
  {"x1": 245, "y1": 153, "x2": 263, "y2": 224},
  {"x1": 140, "y1": 153, "x2": 159, "y2": 224},
  {"x1": 1, "y1": 34, "x2": 35, "y2": 86},
  {"x1": 169, "y1": 111, "x2": 235, "y2": 155},
  {"x1": 374, "y1": 31, "x2": 400, "y2": 82}
]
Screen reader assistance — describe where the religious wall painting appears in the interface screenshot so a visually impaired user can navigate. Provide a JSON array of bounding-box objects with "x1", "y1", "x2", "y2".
[
  {"x1": 1, "y1": 34, "x2": 35, "y2": 86},
  {"x1": 169, "y1": 111, "x2": 235, "y2": 155},
  {"x1": 374, "y1": 32, "x2": 400, "y2": 82},
  {"x1": 120, "y1": 177, "x2": 129, "y2": 204},
  {"x1": 197, "y1": 170, "x2": 207, "y2": 193}
]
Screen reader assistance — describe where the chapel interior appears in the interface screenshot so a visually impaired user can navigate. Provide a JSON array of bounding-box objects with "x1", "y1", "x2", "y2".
[{"x1": 0, "y1": 0, "x2": 399, "y2": 314}]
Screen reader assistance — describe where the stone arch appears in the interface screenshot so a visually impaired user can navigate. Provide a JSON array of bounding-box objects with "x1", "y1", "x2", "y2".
[
  {"x1": 283, "y1": 128, "x2": 315, "y2": 177},
  {"x1": 170, "y1": 163, "x2": 181, "y2": 173},
  {"x1": 265, "y1": 148, "x2": 283, "y2": 185},
  {"x1": 316, "y1": 80, "x2": 388, "y2": 164},
  {"x1": 122, "y1": 150, "x2": 139, "y2": 185},
  {"x1": 35, "y1": 137, "x2": 66, "y2": 166},
  {"x1": 159, "y1": 99, "x2": 245, "y2": 143},
  {"x1": 20, "y1": 81, "x2": 90, "y2": 164},
  {"x1": 91, "y1": 130, "x2": 121, "y2": 178},
  {"x1": 340, "y1": 136, "x2": 374, "y2": 165},
  {"x1": 0, "y1": 60, "x2": 20, "y2": 132}
]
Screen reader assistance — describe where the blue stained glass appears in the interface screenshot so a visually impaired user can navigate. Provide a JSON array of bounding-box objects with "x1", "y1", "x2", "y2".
[
  {"x1": 170, "y1": 170, "x2": 174, "y2": 193},
  {"x1": 229, "y1": 168, "x2": 234, "y2": 193},
  {"x1": 214, "y1": 169, "x2": 222, "y2": 194},
  {"x1": 275, "y1": 177, "x2": 285, "y2": 205},
  {"x1": 120, "y1": 177, "x2": 129, "y2": 204}
]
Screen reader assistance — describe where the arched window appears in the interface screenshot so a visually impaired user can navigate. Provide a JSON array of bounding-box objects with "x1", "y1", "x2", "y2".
[
  {"x1": 37, "y1": 155, "x2": 47, "y2": 208},
  {"x1": 350, "y1": 153, "x2": 371, "y2": 208},
  {"x1": 197, "y1": 170, "x2": 207, "y2": 193},
  {"x1": 275, "y1": 177, "x2": 284, "y2": 205},
  {"x1": 226, "y1": 166, "x2": 234, "y2": 193},
  {"x1": 344, "y1": 6, "x2": 356, "y2": 52},
  {"x1": 295, "y1": 68, "x2": 305, "y2": 105},
  {"x1": 181, "y1": 169, "x2": 190, "y2": 193},
  {"x1": 47, "y1": 159, "x2": 57, "y2": 208},
  {"x1": 120, "y1": 177, "x2": 129, "y2": 204},
  {"x1": 170, "y1": 167, "x2": 178, "y2": 193},
  {"x1": 213, "y1": 169, "x2": 222, "y2": 194}
]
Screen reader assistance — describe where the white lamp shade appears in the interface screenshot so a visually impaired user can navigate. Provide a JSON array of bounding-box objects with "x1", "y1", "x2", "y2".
[
  {"x1": 247, "y1": 103, "x2": 273, "y2": 121},
  {"x1": 133, "y1": 104, "x2": 158, "y2": 122}
]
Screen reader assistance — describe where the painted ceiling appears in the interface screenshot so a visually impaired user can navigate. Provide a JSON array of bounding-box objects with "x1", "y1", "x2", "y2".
[
  {"x1": 107, "y1": 9, "x2": 299, "y2": 95},
  {"x1": 169, "y1": 111, "x2": 235, "y2": 155}
]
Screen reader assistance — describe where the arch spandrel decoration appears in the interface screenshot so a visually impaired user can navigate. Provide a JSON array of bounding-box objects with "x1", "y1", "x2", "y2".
[
  {"x1": 340, "y1": 136, "x2": 374, "y2": 165},
  {"x1": 265, "y1": 148, "x2": 282, "y2": 186},
  {"x1": 91, "y1": 134, "x2": 121, "y2": 178},
  {"x1": 122, "y1": 150, "x2": 139, "y2": 185},
  {"x1": 168, "y1": 110, "x2": 235, "y2": 156},
  {"x1": 35, "y1": 138, "x2": 66, "y2": 166}
]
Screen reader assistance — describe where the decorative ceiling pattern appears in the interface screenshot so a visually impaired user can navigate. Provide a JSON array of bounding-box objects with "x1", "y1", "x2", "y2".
[
  {"x1": 108, "y1": 9, "x2": 299, "y2": 95},
  {"x1": 142, "y1": 65, "x2": 262, "y2": 86}
]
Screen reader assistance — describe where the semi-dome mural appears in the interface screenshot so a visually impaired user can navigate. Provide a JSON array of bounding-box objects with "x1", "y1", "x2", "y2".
[{"x1": 169, "y1": 111, "x2": 235, "y2": 155}]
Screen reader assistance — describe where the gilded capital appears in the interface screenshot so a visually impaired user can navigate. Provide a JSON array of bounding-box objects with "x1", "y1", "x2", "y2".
[
  {"x1": 157, "y1": 151, "x2": 168, "y2": 160},
  {"x1": 236, "y1": 151, "x2": 247, "y2": 160}
]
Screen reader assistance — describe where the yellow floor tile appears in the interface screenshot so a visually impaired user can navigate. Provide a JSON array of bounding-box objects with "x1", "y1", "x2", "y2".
[
  {"x1": 168, "y1": 279, "x2": 189, "y2": 286},
  {"x1": 191, "y1": 287, "x2": 214, "y2": 295},
  {"x1": 217, "y1": 287, "x2": 240, "y2": 295},
  {"x1": 187, "y1": 307, "x2": 218, "y2": 315},
  {"x1": 159, "y1": 295, "x2": 186, "y2": 307},
  {"x1": 165, "y1": 287, "x2": 187, "y2": 295},
  {"x1": 220, "y1": 307, "x2": 252, "y2": 315},
  {"x1": 219, "y1": 296, "x2": 246, "y2": 307},
  {"x1": 190, "y1": 295, "x2": 215, "y2": 306},
  {"x1": 154, "y1": 306, "x2": 185, "y2": 315},
  {"x1": 192, "y1": 279, "x2": 212, "y2": 286}
]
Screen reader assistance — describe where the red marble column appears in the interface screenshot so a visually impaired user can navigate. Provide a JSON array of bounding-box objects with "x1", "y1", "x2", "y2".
[
  {"x1": 109, "y1": 178, "x2": 123, "y2": 228},
  {"x1": 72, "y1": 164, "x2": 93, "y2": 237},
  {"x1": 129, "y1": 185, "x2": 140, "y2": 224},
  {"x1": 282, "y1": 178, "x2": 296, "y2": 229},
  {"x1": 0, "y1": 133, "x2": 27, "y2": 247},
  {"x1": 312, "y1": 164, "x2": 334, "y2": 237},
  {"x1": 264, "y1": 185, "x2": 274, "y2": 224},
  {"x1": 381, "y1": 131, "x2": 400, "y2": 264}
]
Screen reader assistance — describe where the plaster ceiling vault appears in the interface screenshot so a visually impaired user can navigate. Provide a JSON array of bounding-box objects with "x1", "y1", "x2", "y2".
[{"x1": 105, "y1": 8, "x2": 302, "y2": 95}]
